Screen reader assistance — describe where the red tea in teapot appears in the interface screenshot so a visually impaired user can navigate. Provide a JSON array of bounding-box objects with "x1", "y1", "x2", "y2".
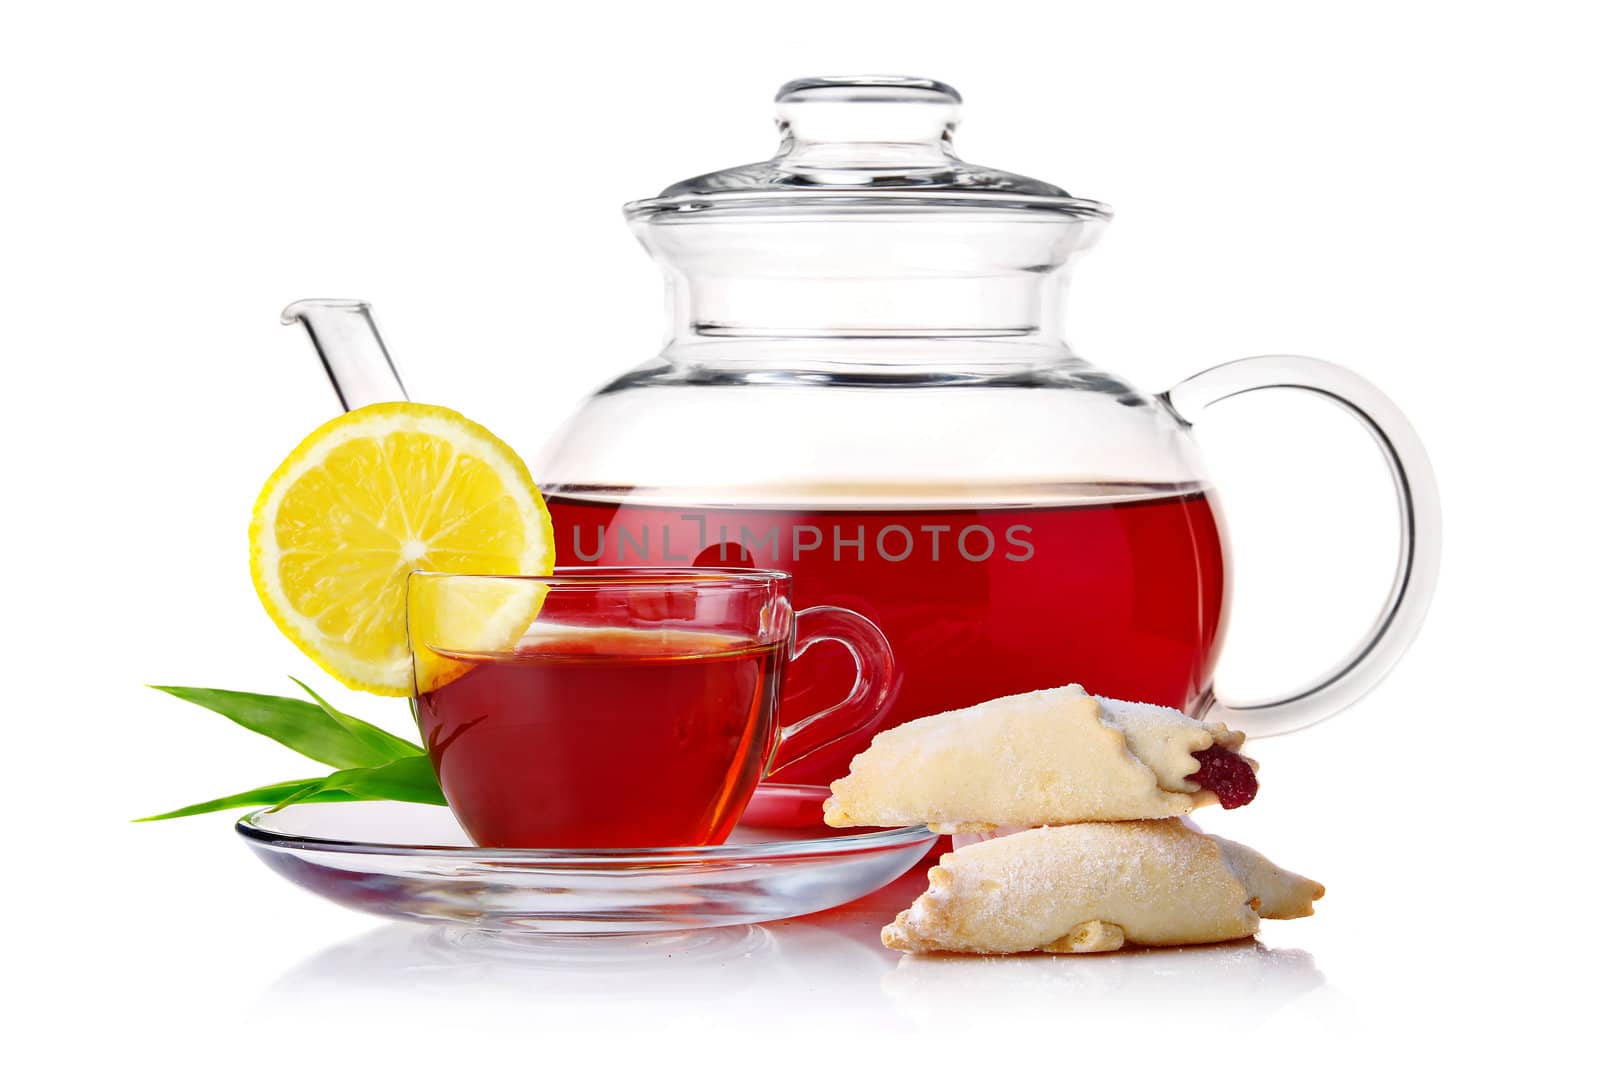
[{"x1": 548, "y1": 483, "x2": 1227, "y2": 785}]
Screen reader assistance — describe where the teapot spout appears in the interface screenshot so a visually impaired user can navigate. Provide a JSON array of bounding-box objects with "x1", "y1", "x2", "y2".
[{"x1": 282, "y1": 299, "x2": 409, "y2": 411}]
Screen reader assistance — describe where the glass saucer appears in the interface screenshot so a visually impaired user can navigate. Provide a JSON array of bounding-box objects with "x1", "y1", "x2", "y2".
[{"x1": 237, "y1": 791, "x2": 934, "y2": 935}]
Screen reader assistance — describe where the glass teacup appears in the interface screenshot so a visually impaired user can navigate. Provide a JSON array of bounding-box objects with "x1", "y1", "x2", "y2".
[{"x1": 407, "y1": 567, "x2": 893, "y2": 849}]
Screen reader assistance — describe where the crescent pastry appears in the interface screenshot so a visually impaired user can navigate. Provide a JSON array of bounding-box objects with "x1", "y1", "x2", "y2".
[
  {"x1": 883, "y1": 820, "x2": 1323, "y2": 954},
  {"x1": 823, "y1": 686, "x2": 1257, "y2": 832}
]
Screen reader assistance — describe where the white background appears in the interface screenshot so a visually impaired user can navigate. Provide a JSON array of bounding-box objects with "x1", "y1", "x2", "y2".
[{"x1": 3, "y1": 0, "x2": 1595, "y2": 1070}]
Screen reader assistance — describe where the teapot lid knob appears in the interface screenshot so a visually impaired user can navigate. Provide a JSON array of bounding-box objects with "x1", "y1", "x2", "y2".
[{"x1": 774, "y1": 76, "x2": 962, "y2": 152}]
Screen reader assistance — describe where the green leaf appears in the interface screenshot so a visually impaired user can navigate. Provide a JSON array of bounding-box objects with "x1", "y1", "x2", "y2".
[
  {"x1": 150, "y1": 684, "x2": 422, "y2": 770},
  {"x1": 138, "y1": 682, "x2": 440, "y2": 823},
  {"x1": 132, "y1": 777, "x2": 360, "y2": 821},
  {"x1": 273, "y1": 754, "x2": 446, "y2": 811},
  {"x1": 288, "y1": 677, "x2": 423, "y2": 763}
]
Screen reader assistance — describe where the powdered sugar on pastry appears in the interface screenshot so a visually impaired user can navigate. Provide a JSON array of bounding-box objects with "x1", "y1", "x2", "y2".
[
  {"x1": 822, "y1": 685, "x2": 1253, "y2": 831},
  {"x1": 882, "y1": 820, "x2": 1323, "y2": 954}
]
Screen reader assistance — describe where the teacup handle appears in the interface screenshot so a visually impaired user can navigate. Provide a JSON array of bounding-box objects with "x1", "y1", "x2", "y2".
[
  {"x1": 767, "y1": 606, "x2": 897, "y2": 777},
  {"x1": 1161, "y1": 355, "x2": 1441, "y2": 737}
]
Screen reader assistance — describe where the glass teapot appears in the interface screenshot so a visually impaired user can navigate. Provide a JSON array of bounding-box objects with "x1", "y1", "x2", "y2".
[{"x1": 286, "y1": 75, "x2": 1440, "y2": 787}]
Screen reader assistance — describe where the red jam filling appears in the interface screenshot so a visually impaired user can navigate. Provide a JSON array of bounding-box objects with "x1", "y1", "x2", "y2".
[{"x1": 1189, "y1": 745, "x2": 1258, "y2": 809}]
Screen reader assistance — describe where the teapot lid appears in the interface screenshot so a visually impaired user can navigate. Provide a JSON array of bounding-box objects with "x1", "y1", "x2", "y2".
[{"x1": 625, "y1": 76, "x2": 1111, "y2": 222}]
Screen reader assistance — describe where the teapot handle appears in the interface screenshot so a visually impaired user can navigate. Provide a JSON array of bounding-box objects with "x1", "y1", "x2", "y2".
[{"x1": 1159, "y1": 356, "x2": 1441, "y2": 737}]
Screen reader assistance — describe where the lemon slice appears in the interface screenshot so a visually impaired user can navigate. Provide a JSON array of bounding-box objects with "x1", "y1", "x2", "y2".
[{"x1": 250, "y1": 402, "x2": 554, "y2": 695}]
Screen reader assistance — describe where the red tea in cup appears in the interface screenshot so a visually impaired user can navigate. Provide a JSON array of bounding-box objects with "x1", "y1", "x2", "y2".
[
  {"x1": 407, "y1": 569, "x2": 893, "y2": 849},
  {"x1": 416, "y1": 628, "x2": 782, "y2": 848}
]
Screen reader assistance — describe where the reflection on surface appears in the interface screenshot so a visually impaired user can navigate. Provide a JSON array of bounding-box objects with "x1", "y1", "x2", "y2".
[
  {"x1": 883, "y1": 940, "x2": 1327, "y2": 1031},
  {"x1": 266, "y1": 903, "x2": 899, "y2": 1021},
  {"x1": 267, "y1": 870, "x2": 916, "y2": 1015},
  {"x1": 272, "y1": 922, "x2": 780, "y2": 1002},
  {"x1": 265, "y1": 871, "x2": 1329, "y2": 1030}
]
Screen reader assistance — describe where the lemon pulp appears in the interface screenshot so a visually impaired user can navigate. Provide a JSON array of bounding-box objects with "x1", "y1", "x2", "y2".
[{"x1": 249, "y1": 402, "x2": 554, "y2": 695}]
